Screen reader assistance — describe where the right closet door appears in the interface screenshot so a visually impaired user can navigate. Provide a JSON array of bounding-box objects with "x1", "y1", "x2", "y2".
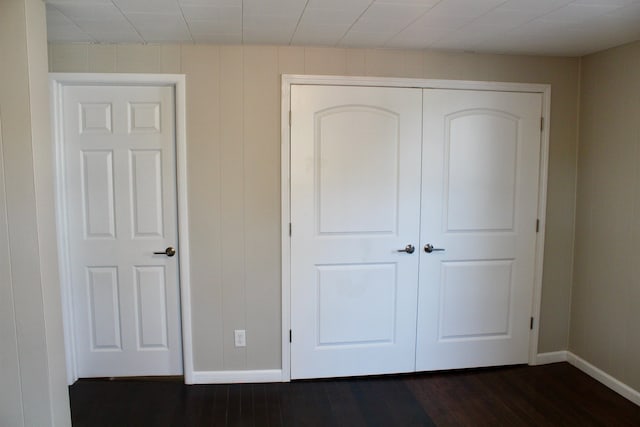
[{"x1": 417, "y1": 89, "x2": 543, "y2": 371}]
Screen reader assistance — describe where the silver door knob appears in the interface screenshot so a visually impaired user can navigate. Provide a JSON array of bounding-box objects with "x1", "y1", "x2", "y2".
[
  {"x1": 397, "y1": 244, "x2": 415, "y2": 254},
  {"x1": 154, "y1": 246, "x2": 176, "y2": 257},
  {"x1": 424, "y1": 244, "x2": 445, "y2": 253}
]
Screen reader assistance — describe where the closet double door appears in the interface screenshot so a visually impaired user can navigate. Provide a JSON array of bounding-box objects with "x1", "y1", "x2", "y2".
[{"x1": 290, "y1": 84, "x2": 542, "y2": 380}]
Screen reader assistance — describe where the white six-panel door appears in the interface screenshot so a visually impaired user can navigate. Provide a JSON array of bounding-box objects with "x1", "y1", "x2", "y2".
[
  {"x1": 289, "y1": 84, "x2": 543, "y2": 378},
  {"x1": 417, "y1": 89, "x2": 542, "y2": 370},
  {"x1": 63, "y1": 85, "x2": 183, "y2": 377},
  {"x1": 290, "y1": 85, "x2": 423, "y2": 379}
]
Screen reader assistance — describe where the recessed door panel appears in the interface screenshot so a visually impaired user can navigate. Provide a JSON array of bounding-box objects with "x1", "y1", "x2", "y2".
[
  {"x1": 317, "y1": 264, "x2": 396, "y2": 346},
  {"x1": 129, "y1": 102, "x2": 161, "y2": 134},
  {"x1": 130, "y1": 150, "x2": 164, "y2": 238},
  {"x1": 80, "y1": 102, "x2": 112, "y2": 134},
  {"x1": 439, "y1": 260, "x2": 513, "y2": 340},
  {"x1": 81, "y1": 150, "x2": 116, "y2": 239},
  {"x1": 446, "y1": 111, "x2": 518, "y2": 232},
  {"x1": 87, "y1": 267, "x2": 121, "y2": 351},
  {"x1": 317, "y1": 107, "x2": 399, "y2": 235},
  {"x1": 134, "y1": 266, "x2": 169, "y2": 349}
]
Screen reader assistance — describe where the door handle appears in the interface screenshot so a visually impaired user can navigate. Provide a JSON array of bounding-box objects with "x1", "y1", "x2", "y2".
[
  {"x1": 154, "y1": 246, "x2": 176, "y2": 257},
  {"x1": 397, "y1": 244, "x2": 415, "y2": 254},
  {"x1": 424, "y1": 244, "x2": 445, "y2": 254}
]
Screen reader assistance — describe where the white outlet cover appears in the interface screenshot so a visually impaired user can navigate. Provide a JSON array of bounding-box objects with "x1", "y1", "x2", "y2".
[{"x1": 234, "y1": 329, "x2": 246, "y2": 347}]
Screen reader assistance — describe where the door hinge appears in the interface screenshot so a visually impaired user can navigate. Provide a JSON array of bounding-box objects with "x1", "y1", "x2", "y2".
[
  {"x1": 536, "y1": 219, "x2": 540, "y2": 233},
  {"x1": 540, "y1": 117, "x2": 544, "y2": 131},
  {"x1": 289, "y1": 329, "x2": 292, "y2": 343},
  {"x1": 530, "y1": 317, "x2": 534, "y2": 330},
  {"x1": 289, "y1": 223, "x2": 292, "y2": 236}
]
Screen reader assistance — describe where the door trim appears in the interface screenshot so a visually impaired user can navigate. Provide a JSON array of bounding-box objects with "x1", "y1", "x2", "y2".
[
  {"x1": 281, "y1": 74, "x2": 551, "y2": 382},
  {"x1": 49, "y1": 73, "x2": 194, "y2": 385}
]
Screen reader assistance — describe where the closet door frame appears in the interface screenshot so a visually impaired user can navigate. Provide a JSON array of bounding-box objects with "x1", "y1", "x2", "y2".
[{"x1": 280, "y1": 74, "x2": 551, "y2": 382}]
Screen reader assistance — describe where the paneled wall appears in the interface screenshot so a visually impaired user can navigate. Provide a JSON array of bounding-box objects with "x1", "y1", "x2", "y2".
[
  {"x1": 49, "y1": 44, "x2": 580, "y2": 372},
  {"x1": 571, "y1": 40, "x2": 640, "y2": 391},
  {"x1": 0, "y1": 0, "x2": 70, "y2": 426}
]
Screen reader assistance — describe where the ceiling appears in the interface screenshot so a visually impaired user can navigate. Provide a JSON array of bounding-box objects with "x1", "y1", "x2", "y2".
[{"x1": 46, "y1": 0, "x2": 640, "y2": 56}]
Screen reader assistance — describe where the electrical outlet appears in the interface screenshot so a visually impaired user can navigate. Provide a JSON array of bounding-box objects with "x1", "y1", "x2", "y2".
[{"x1": 234, "y1": 329, "x2": 246, "y2": 347}]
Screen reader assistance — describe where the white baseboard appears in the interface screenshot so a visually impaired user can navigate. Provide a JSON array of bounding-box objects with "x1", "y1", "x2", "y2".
[
  {"x1": 189, "y1": 354, "x2": 640, "y2": 408},
  {"x1": 192, "y1": 369, "x2": 283, "y2": 384},
  {"x1": 536, "y1": 351, "x2": 568, "y2": 365},
  {"x1": 567, "y1": 352, "x2": 640, "y2": 406}
]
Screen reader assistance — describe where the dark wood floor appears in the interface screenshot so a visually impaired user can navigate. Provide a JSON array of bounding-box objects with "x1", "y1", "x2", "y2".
[{"x1": 69, "y1": 362, "x2": 640, "y2": 426}]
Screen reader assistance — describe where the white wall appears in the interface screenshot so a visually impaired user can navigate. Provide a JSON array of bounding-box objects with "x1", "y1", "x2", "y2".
[{"x1": 0, "y1": 0, "x2": 71, "y2": 425}]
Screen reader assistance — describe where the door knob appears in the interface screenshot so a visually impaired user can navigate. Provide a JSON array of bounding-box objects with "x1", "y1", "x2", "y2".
[
  {"x1": 424, "y1": 244, "x2": 445, "y2": 253},
  {"x1": 397, "y1": 244, "x2": 415, "y2": 254},
  {"x1": 154, "y1": 246, "x2": 176, "y2": 257}
]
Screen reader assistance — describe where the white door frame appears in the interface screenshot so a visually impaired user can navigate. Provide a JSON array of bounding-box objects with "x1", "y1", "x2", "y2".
[
  {"x1": 281, "y1": 74, "x2": 551, "y2": 382},
  {"x1": 49, "y1": 73, "x2": 194, "y2": 385}
]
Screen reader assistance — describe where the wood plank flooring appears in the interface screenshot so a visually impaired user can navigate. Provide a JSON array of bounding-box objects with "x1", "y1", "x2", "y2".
[{"x1": 69, "y1": 363, "x2": 640, "y2": 426}]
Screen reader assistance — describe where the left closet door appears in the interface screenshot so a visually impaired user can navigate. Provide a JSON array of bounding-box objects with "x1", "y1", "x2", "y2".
[
  {"x1": 290, "y1": 85, "x2": 423, "y2": 379},
  {"x1": 63, "y1": 85, "x2": 183, "y2": 377}
]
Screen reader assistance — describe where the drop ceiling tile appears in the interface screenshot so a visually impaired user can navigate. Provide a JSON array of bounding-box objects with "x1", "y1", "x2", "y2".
[
  {"x1": 387, "y1": 25, "x2": 450, "y2": 45},
  {"x1": 359, "y1": 2, "x2": 432, "y2": 21},
  {"x1": 112, "y1": 0, "x2": 181, "y2": 14},
  {"x1": 47, "y1": 25, "x2": 94, "y2": 42},
  {"x1": 430, "y1": 28, "x2": 497, "y2": 50},
  {"x1": 46, "y1": 0, "x2": 113, "y2": 4},
  {"x1": 599, "y1": 2, "x2": 640, "y2": 23},
  {"x1": 579, "y1": 23, "x2": 640, "y2": 53},
  {"x1": 455, "y1": 23, "x2": 511, "y2": 41},
  {"x1": 243, "y1": 0, "x2": 307, "y2": 16},
  {"x1": 539, "y1": 3, "x2": 622, "y2": 24},
  {"x1": 475, "y1": 30, "x2": 579, "y2": 55},
  {"x1": 181, "y1": 4, "x2": 241, "y2": 22},
  {"x1": 351, "y1": 3, "x2": 432, "y2": 33},
  {"x1": 305, "y1": 0, "x2": 370, "y2": 8},
  {"x1": 74, "y1": 19, "x2": 137, "y2": 34},
  {"x1": 349, "y1": 17, "x2": 394, "y2": 33},
  {"x1": 340, "y1": 30, "x2": 396, "y2": 47},
  {"x1": 192, "y1": 33, "x2": 242, "y2": 43},
  {"x1": 297, "y1": 7, "x2": 363, "y2": 27},
  {"x1": 573, "y1": 0, "x2": 639, "y2": 6},
  {"x1": 383, "y1": 39, "x2": 429, "y2": 49},
  {"x1": 85, "y1": 31, "x2": 145, "y2": 43},
  {"x1": 48, "y1": 2, "x2": 124, "y2": 20},
  {"x1": 126, "y1": 13, "x2": 192, "y2": 42},
  {"x1": 499, "y1": 0, "x2": 573, "y2": 14},
  {"x1": 411, "y1": 10, "x2": 477, "y2": 29},
  {"x1": 126, "y1": 12, "x2": 185, "y2": 24},
  {"x1": 373, "y1": 0, "x2": 440, "y2": 5},
  {"x1": 295, "y1": 19, "x2": 352, "y2": 34},
  {"x1": 139, "y1": 29, "x2": 193, "y2": 42},
  {"x1": 188, "y1": 20, "x2": 240, "y2": 34},
  {"x1": 471, "y1": 7, "x2": 538, "y2": 28},
  {"x1": 46, "y1": 5, "x2": 74, "y2": 26},
  {"x1": 292, "y1": 23, "x2": 350, "y2": 45},
  {"x1": 427, "y1": 0, "x2": 506, "y2": 17},
  {"x1": 384, "y1": 31, "x2": 442, "y2": 49},
  {"x1": 508, "y1": 18, "x2": 573, "y2": 36},
  {"x1": 248, "y1": 17, "x2": 300, "y2": 28},
  {"x1": 178, "y1": 0, "x2": 239, "y2": 5},
  {"x1": 242, "y1": 29, "x2": 294, "y2": 44}
]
